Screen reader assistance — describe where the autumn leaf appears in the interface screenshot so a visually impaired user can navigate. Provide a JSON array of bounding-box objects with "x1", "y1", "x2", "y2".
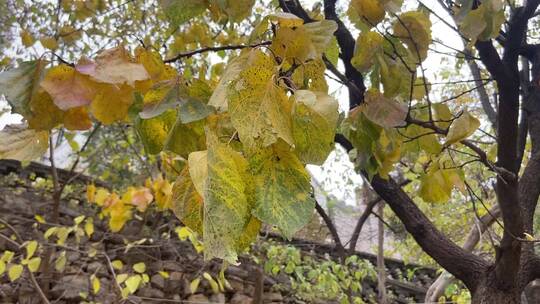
[
  {"x1": 392, "y1": 11, "x2": 432, "y2": 62},
  {"x1": 136, "y1": 109, "x2": 177, "y2": 154},
  {"x1": 444, "y1": 110, "x2": 480, "y2": 146},
  {"x1": 172, "y1": 167, "x2": 204, "y2": 234},
  {"x1": 349, "y1": 0, "x2": 385, "y2": 28},
  {"x1": 0, "y1": 124, "x2": 49, "y2": 161},
  {"x1": 40, "y1": 65, "x2": 97, "y2": 110},
  {"x1": 228, "y1": 50, "x2": 293, "y2": 149},
  {"x1": 203, "y1": 141, "x2": 253, "y2": 263},
  {"x1": 249, "y1": 141, "x2": 315, "y2": 239},
  {"x1": 76, "y1": 47, "x2": 149, "y2": 86},
  {"x1": 362, "y1": 89, "x2": 407, "y2": 128},
  {"x1": 208, "y1": 53, "x2": 250, "y2": 112},
  {"x1": 164, "y1": 116, "x2": 206, "y2": 159},
  {"x1": 351, "y1": 31, "x2": 385, "y2": 73},
  {"x1": 292, "y1": 90, "x2": 339, "y2": 165}
]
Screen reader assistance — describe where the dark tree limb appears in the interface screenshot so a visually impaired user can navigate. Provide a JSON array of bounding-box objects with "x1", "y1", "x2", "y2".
[
  {"x1": 369, "y1": 175, "x2": 489, "y2": 291},
  {"x1": 315, "y1": 201, "x2": 345, "y2": 256}
]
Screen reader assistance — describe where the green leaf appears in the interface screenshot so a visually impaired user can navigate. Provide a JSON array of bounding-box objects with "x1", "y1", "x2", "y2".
[
  {"x1": 203, "y1": 141, "x2": 252, "y2": 263},
  {"x1": 292, "y1": 90, "x2": 339, "y2": 165},
  {"x1": 164, "y1": 116, "x2": 206, "y2": 158},
  {"x1": 179, "y1": 99, "x2": 215, "y2": 124},
  {"x1": 161, "y1": 0, "x2": 207, "y2": 27},
  {"x1": 228, "y1": 50, "x2": 293, "y2": 149},
  {"x1": 140, "y1": 81, "x2": 182, "y2": 119},
  {"x1": 0, "y1": 124, "x2": 49, "y2": 161},
  {"x1": 249, "y1": 141, "x2": 315, "y2": 239},
  {"x1": 444, "y1": 110, "x2": 480, "y2": 145},
  {"x1": 0, "y1": 60, "x2": 45, "y2": 117}
]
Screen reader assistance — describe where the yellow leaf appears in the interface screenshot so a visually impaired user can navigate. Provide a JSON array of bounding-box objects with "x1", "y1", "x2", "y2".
[
  {"x1": 95, "y1": 188, "x2": 110, "y2": 206},
  {"x1": 268, "y1": 12, "x2": 304, "y2": 27},
  {"x1": 158, "y1": 271, "x2": 169, "y2": 278},
  {"x1": 208, "y1": 53, "x2": 250, "y2": 112},
  {"x1": 444, "y1": 110, "x2": 480, "y2": 145},
  {"x1": 349, "y1": 0, "x2": 385, "y2": 27},
  {"x1": 20, "y1": 30, "x2": 34, "y2": 47},
  {"x1": 44, "y1": 227, "x2": 57, "y2": 239},
  {"x1": 25, "y1": 240, "x2": 38, "y2": 259},
  {"x1": 292, "y1": 90, "x2": 339, "y2": 165},
  {"x1": 171, "y1": 167, "x2": 204, "y2": 234},
  {"x1": 74, "y1": 215, "x2": 85, "y2": 225},
  {"x1": 8, "y1": 264, "x2": 23, "y2": 282},
  {"x1": 188, "y1": 151, "x2": 208, "y2": 196},
  {"x1": 1, "y1": 251, "x2": 14, "y2": 263},
  {"x1": 27, "y1": 257, "x2": 41, "y2": 273},
  {"x1": 392, "y1": 11, "x2": 432, "y2": 62},
  {"x1": 91, "y1": 84, "x2": 133, "y2": 124},
  {"x1": 203, "y1": 272, "x2": 220, "y2": 293},
  {"x1": 190, "y1": 277, "x2": 201, "y2": 294},
  {"x1": 34, "y1": 215, "x2": 46, "y2": 224},
  {"x1": 27, "y1": 89, "x2": 65, "y2": 130},
  {"x1": 91, "y1": 274, "x2": 100, "y2": 294},
  {"x1": 111, "y1": 260, "x2": 123, "y2": 270},
  {"x1": 176, "y1": 226, "x2": 192, "y2": 241},
  {"x1": 125, "y1": 275, "x2": 142, "y2": 293},
  {"x1": 133, "y1": 262, "x2": 146, "y2": 273},
  {"x1": 40, "y1": 37, "x2": 58, "y2": 50},
  {"x1": 351, "y1": 31, "x2": 384, "y2": 72},
  {"x1": 116, "y1": 273, "x2": 128, "y2": 284},
  {"x1": 524, "y1": 232, "x2": 536, "y2": 241},
  {"x1": 63, "y1": 106, "x2": 93, "y2": 131},
  {"x1": 86, "y1": 184, "x2": 96, "y2": 202},
  {"x1": 55, "y1": 251, "x2": 67, "y2": 272},
  {"x1": 249, "y1": 141, "x2": 314, "y2": 239},
  {"x1": 84, "y1": 218, "x2": 94, "y2": 237},
  {"x1": 0, "y1": 261, "x2": 5, "y2": 275}
]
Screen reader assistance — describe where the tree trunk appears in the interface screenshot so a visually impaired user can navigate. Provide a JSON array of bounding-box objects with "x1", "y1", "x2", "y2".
[{"x1": 472, "y1": 277, "x2": 522, "y2": 304}]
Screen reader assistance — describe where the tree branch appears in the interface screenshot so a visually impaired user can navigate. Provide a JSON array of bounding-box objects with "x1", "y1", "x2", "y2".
[
  {"x1": 163, "y1": 41, "x2": 271, "y2": 63},
  {"x1": 369, "y1": 175, "x2": 489, "y2": 290}
]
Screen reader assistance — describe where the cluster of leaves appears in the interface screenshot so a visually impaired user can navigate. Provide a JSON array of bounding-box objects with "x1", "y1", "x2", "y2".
[
  {"x1": 0, "y1": 7, "x2": 342, "y2": 264},
  {"x1": 260, "y1": 243, "x2": 377, "y2": 304},
  {"x1": 85, "y1": 176, "x2": 172, "y2": 232},
  {"x1": 338, "y1": 0, "x2": 486, "y2": 205}
]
